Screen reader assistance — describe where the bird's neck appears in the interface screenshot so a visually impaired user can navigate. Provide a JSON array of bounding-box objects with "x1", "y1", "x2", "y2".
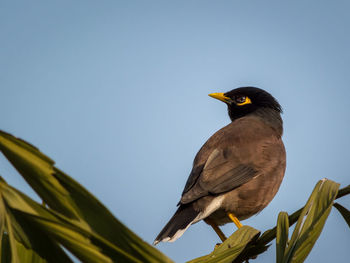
[
  {"x1": 253, "y1": 108, "x2": 283, "y2": 137},
  {"x1": 230, "y1": 108, "x2": 283, "y2": 137}
]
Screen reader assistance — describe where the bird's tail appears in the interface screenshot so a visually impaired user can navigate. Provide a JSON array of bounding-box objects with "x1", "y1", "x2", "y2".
[{"x1": 153, "y1": 204, "x2": 199, "y2": 245}]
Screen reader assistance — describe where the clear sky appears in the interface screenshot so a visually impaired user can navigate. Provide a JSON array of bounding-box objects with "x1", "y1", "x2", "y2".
[{"x1": 1, "y1": 1, "x2": 349, "y2": 262}]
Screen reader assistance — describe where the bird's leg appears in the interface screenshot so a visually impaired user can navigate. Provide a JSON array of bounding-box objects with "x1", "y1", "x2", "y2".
[
  {"x1": 204, "y1": 218, "x2": 227, "y2": 242},
  {"x1": 227, "y1": 213, "x2": 243, "y2": 228}
]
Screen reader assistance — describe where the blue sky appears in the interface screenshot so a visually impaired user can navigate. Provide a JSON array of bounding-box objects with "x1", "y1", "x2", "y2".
[{"x1": 1, "y1": 1, "x2": 349, "y2": 262}]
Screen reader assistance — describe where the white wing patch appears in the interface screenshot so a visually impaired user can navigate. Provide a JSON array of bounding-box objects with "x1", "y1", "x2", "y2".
[
  {"x1": 193, "y1": 195, "x2": 225, "y2": 223},
  {"x1": 158, "y1": 195, "x2": 225, "y2": 243}
]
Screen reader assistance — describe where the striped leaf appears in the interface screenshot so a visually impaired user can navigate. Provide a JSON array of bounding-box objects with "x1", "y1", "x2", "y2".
[
  {"x1": 283, "y1": 179, "x2": 339, "y2": 263},
  {"x1": 276, "y1": 212, "x2": 289, "y2": 263},
  {"x1": 188, "y1": 226, "x2": 260, "y2": 263},
  {"x1": 0, "y1": 131, "x2": 173, "y2": 263}
]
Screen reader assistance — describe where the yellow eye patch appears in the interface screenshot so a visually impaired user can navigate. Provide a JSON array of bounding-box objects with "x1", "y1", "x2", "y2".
[{"x1": 236, "y1": 96, "x2": 252, "y2": 106}]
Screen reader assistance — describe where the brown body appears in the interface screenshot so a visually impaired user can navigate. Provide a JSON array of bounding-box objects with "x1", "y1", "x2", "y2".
[{"x1": 184, "y1": 114, "x2": 286, "y2": 225}]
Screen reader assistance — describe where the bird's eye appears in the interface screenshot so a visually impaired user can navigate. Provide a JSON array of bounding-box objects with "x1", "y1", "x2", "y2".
[
  {"x1": 235, "y1": 96, "x2": 252, "y2": 106},
  {"x1": 236, "y1": 96, "x2": 246, "y2": 103}
]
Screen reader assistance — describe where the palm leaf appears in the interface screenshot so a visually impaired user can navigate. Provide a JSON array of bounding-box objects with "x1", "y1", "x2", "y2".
[
  {"x1": 276, "y1": 212, "x2": 289, "y2": 263},
  {"x1": 0, "y1": 130, "x2": 173, "y2": 263},
  {"x1": 0, "y1": 179, "x2": 125, "y2": 262},
  {"x1": 0, "y1": 177, "x2": 72, "y2": 263},
  {"x1": 283, "y1": 179, "x2": 339, "y2": 262},
  {"x1": 188, "y1": 226, "x2": 260, "y2": 263}
]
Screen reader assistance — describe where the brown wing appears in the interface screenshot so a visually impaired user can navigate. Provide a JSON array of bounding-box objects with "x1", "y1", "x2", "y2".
[{"x1": 180, "y1": 115, "x2": 284, "y2": 205}]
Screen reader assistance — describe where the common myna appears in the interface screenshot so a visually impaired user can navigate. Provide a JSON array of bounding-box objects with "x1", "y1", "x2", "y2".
[{"x1": 154, "y1": 87, "x2": 286, "y2": 244}]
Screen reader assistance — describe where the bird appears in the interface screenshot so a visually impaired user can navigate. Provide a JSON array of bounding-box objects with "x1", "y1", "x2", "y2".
[{"x1": 154, "y1": 87, "x2": 286, "y2": 245}]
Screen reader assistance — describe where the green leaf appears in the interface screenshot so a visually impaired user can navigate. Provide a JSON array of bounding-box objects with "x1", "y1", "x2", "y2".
[
  {"x1": 30, "y1": 218, "x2": 114, "y2": 263},
  {"x1": 0, "y1": 175, "x2": 172, "y2": 263},
  {"x1": 5, "y1": 209, "x2": 20, "y2": 263},
  {"x1": 53, "y1": 168, "x2": 172, "y2": 263},
  {"x1": 257, "y1": 185, "x2": 349, "y2": 246},
  {"x1": 1, "y1": 233, "x2": 11, "y2": 262},
  {"x1": 0, "y1": 179, "x2": 141, "y2": 263},
  {"x1": 14, "y1": 238, "x2": 48, "y2": 263},
  {"x1": 1, "y1": 230, "x2": 68, "y2": 263},
  {"x1": 333, "y1": 203, "x2": 350, "y2": 228},
  {"x1": 6, "y1": 208, "x2": 73, "y2": 263},
  {"x1": 226, "y1": 184, "x2": 350, "y2": 262},
  {"x1": 276, "y1": 212, "x2": 289, "y2": 263},
  {"x1": 188, "y1": 226, "x2": 260, "y2": 263},
  {"x1": 1, "y1": 232, "x2": 49, "y2": 263},
  {"x1": 284, "y1": 179, "x2": 339, "y2": 263},
  {"x1": 0, "y1": 131, "x2": 82, "y2": 221},
  {"x1": 0, "y1": 130, "x2": 173, "y2": 263}
]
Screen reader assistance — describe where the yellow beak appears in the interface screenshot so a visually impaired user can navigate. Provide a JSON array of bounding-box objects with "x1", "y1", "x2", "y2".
[{"x1": 208, "y1": 93, "x2": 231, "y2": 103}]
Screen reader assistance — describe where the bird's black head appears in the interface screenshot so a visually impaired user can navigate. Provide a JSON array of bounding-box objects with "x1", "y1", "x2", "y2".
[{"x1": 209, "y1": 87, "x2": 282, "y2": 122}]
